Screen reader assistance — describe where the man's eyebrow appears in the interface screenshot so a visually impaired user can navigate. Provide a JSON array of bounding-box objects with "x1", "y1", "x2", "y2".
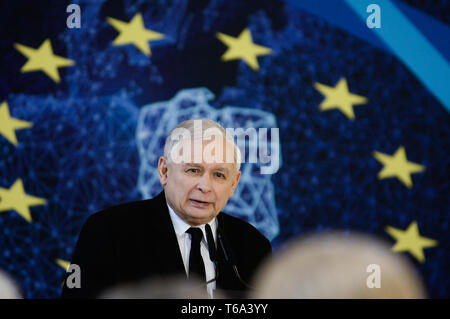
[
  {"x1": 182, "y1": 163, "x2": 229, "y2": 173},
  {"x1": 183, "y1": 163, "x2": 203, "y2": 168},
  {"x1": 215, "y1": 167, "x2": 229, "y2": 173}
]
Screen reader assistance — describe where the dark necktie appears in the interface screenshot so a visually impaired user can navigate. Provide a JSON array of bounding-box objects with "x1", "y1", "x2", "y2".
[{"x1": 186, "y1": 227, "x2": 206, "y2": 282}]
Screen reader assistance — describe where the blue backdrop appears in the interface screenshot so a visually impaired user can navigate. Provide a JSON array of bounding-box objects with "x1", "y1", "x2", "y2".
[{"x1": 0, "y1": 0, "x2": 448, "y2": 298}]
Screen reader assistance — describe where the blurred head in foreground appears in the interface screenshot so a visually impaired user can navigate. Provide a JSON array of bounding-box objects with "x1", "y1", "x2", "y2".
[
  {"x1": 0, "y1": 269, "x2": 21, "y2": 299},
  {"x1": 251, "y1": 231, "x2": 426, "y2": 299},
  {"x1": 99, "y1": 275, "x2": 224, "y2": 299}
]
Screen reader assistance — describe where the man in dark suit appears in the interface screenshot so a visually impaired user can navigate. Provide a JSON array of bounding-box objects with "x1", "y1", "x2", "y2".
[{"x1": 61, "y1": 119, "x2": 272, "y2": 298}]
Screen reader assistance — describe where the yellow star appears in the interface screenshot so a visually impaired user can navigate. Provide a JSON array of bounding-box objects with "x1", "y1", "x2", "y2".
[
  {"x1": 106, "y1": 13, "x2": 165, "y2": 56},
  {"x1": 56, "y1": 259, "x2": 71, "y2": 287},
  {"x1": 0, "y1": 101, "x2": 33, "y2": 146},
  {"x1": 217, "y1": 28, "x2": 272, "y2": 71},
  {"x1": 0, "y1": 179, "x2": 47, "y2": 222},
  {"x1": 385, "y1": 221, "x2": 437, "y2": 263},
  {"x1": 314, "y1": 78, "x2": 368, "y2": 120},
  {"x1": 56, "y1": 259, "x2": 70, "y2": 271},
  {"x1": 373, "y1": 146, "x2": 425, "y2": 188},
  {"x1": 14, "y1": 39, "x2": 75, "y2": 83}
]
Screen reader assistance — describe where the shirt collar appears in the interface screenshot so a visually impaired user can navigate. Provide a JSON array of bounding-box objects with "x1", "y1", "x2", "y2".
[{"x1": 166, "y1": 202, "x2": 218, "y2": 242}]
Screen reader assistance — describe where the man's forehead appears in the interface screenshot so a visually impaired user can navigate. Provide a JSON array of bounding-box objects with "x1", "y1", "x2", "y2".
[
  {"x1": 180, "y1": 137, "x2": 234, "y2": 147},
  {"x1": 169, "y1": 137, "x2": 236, "y2": 165}
]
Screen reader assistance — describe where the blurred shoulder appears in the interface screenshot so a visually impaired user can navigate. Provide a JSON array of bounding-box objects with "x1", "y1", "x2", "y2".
[{"x1": 82, "y1": 192, "x2": 166, "y2": 230}]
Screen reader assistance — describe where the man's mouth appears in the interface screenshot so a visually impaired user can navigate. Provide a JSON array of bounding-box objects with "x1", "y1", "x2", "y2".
[{"x1": 189, "y1": 199, "x2": 211, "y2": 208}]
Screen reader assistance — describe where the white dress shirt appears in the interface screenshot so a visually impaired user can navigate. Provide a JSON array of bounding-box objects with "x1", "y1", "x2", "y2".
[{"x1": 167, "y1": 202, "x2": 217, "y2": 298}]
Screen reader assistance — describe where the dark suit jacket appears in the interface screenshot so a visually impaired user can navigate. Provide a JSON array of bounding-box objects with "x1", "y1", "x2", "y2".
[{"x1": 61, "y1": 190, "x2": 272, "y2": 298}]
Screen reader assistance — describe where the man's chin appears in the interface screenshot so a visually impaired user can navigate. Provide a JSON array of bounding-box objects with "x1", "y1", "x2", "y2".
[{"x1": 185, "y1": 209, "x2": 215, "y2": 225}]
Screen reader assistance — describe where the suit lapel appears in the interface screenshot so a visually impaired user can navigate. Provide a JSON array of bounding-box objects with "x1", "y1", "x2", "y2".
[
  {"x1": 216, "y1": 212, "x2": 245, "y2": 291},
  {"x1": 141, "y1": 190, "x2": 186, "y2": 277}
]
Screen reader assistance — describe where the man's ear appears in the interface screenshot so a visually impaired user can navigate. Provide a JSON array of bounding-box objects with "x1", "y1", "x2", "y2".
[
  {"x1": 229, "y1": 170, "x2": 241, "y2": 197},
  {"x1": 158, "y1": 156, "x2": 169, "y2": 186}
]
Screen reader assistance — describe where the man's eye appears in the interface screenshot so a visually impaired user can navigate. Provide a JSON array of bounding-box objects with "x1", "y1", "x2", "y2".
[
  {"x1": 187, "y1": 168, "x2": 200, "y2": 173},
  {"x1": 215, "y1": 172, "x2": 225, "y2": 179}
]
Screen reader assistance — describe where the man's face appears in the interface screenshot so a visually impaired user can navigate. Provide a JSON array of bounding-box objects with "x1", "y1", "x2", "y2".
[{"x1": 158, "y1": 138, "x2": 241, "y2": 226}]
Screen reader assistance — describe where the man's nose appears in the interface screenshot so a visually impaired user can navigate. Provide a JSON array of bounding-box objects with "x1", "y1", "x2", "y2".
[{"x1": 196, "y1": 173, "x2": 212, "y2": 192}]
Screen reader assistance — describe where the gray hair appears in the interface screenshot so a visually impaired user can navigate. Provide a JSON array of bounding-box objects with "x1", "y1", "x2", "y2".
[
  {"x1": 163, "y1": 118, "x2": 242, "y2": 171},
  {"x1": 251, "y1": 231, "x2": 427, "y2": 299}
]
